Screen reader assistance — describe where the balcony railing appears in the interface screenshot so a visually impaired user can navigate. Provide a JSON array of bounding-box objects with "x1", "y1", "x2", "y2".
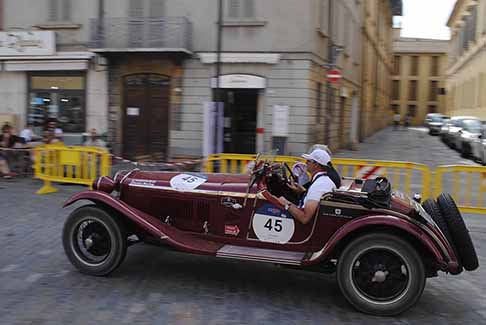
[{"x1": 89, "y1": 17, "x2": 192, "y2": 52}]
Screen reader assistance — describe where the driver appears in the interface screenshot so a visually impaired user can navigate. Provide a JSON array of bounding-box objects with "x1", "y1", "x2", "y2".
[{"x1": 277, "y1": 149, "x2": 337, "y2": 224}]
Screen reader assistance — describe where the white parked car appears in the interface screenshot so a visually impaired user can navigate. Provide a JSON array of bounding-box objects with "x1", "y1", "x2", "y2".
[
  {"x1": 455, "y1": 118, "x2": 482, "y2": 157},
  {"x1": 471, "y1": 125, "x2": 486, "y2": 164},
  {"x1": 443, "y1": 116, "x2": 478, "y2": 149}
]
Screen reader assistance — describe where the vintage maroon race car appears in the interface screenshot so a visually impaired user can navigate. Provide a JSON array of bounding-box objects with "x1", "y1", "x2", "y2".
[{"x1": 62, "y1": 155, "x2": 479, "y2": 316}]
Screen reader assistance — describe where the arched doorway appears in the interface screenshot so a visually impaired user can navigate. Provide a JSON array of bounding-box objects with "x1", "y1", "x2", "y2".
[{"x1": 123, "y1": 74, "x2": 170, "y2": 160}]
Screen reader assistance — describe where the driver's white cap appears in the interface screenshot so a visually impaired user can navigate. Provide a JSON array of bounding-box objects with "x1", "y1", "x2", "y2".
[{"x1": 302, "y1": 149, "x2": 331, "y2": 166}]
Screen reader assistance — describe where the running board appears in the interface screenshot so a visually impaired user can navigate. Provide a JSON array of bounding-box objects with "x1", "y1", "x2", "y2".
[{"x1": 216, "y1": 245, "x2": 306, "y2": 266}]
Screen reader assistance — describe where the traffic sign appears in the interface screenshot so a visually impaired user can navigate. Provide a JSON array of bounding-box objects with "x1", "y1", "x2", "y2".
[{"x1": 327, "y1": 69, "x2": 342, "y2": 84}]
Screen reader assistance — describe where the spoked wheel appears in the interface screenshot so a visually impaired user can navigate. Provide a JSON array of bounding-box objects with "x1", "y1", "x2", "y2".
[
  {"x1": 337, "y1": 233, "x2": 425, "y2": 316},
  {"x1": 63, "y1": 205, "x2": 127, "y2": 276}
]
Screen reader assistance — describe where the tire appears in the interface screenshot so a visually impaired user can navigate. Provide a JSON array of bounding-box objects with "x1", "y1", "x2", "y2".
[
  {"x1": 422, "y1": 199, "x2": 455, "y2": 248},
  {"x1": 437, "y1": 193, "x2": 479, "y2": 271},
  {"x1": 63, "y1": 205, "x2": 127, "y2": 276},
  {"x1": 337, "y1": 233, "x2": 426, "y2": 316}
]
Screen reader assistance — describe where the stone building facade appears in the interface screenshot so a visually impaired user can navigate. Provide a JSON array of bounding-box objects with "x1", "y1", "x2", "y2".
[
  {"x1": 392, "y1": 33, "x2": 448, "y2": 125},
  {"x1": 446, "y1": 0, "x2": 486, "y2": 119},
  {"x1": 360, "y1": 0, "x2": 402, "y2": 139}
]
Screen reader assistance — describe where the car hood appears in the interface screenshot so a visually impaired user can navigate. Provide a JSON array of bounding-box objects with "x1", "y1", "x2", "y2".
[{"x1": 115, "y1": 169, "x2": 256, "y2": 194}]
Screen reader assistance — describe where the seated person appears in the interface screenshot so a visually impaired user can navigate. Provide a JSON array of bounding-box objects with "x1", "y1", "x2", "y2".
[
  {"x1": 277, "y1": 149, "x2": 338, "y2": 224},
  {"x1": 0, "y1": 123, "x2": 26, "y2": 178}
]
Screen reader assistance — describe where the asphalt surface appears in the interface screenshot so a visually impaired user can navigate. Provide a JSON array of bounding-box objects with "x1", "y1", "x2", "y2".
[{"x1": 0, "y1": 127, "x2": 485, "y2": 324}]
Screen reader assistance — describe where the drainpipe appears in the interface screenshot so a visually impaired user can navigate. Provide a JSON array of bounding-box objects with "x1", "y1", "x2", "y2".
[
  {"x1": 213, "y1": 0, "x2": 224, "y2": 153},
  {"x1": 325, "y1": 0, "x2": 334, "y2": 144},
  {"x1": 97, "y1": 0, "x2": 105, "y2": 47}
]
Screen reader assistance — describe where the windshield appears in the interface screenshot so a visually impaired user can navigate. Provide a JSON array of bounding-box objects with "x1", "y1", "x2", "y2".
[
  {"x1": 430, "y1": 115, "x2": 444, "y2": 122},
  {"x1": 462, "y1": 119, "x2": 482, "y2": 133}
]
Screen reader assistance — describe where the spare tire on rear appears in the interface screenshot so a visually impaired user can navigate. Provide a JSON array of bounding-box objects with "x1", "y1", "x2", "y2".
[{"x1": 436, "y1": 193, "x2": 479, "y2": 271}]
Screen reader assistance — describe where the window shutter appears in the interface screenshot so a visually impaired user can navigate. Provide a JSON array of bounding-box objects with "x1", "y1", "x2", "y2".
[
  {"x1": 129, "y1": 0, "x2": 144, "y2": 17},
  {"x1": 243, "y1": 0, "x2": 255, "y2": 18},
  {"x1": 62, "y1": 0, "x2": 72, "y2": 21},
  {"x1": 49, "y1": 0, "x2": 58, "y2": 21},
  {"x1": 227, "y1": 0, "x2": 240, "y2": 18},
  {"x1": 149, "y1": 0, "x2": 165, "y2": 17},
  {"x1": 320, "y1": 0, "x2": 329, "y2": 35}
]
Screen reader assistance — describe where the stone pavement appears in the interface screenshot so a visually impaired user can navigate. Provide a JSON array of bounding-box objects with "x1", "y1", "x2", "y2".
[
  {"x1": 335, "y1": 126, "x2": 480, "y2": 167},
  {"x1": 0, "y1": 128, "x2": 485, "y2": 324}
]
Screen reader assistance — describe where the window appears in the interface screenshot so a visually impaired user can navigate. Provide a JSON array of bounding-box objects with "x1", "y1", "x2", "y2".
[
  {"x1": 393, "y1": 55, "x2": 401, "y2": 75},
  {"x1": 429, "y1": 81, "x2": 438, "y2": 101},
  {"x1": 129, "y1": 0, "x2": 165, "y2": 17},
  {"x1": 391, "y1": 104, "x2": 400, "y2": 114},
  {"x1": 431, "y1": 56, "x2": 439, "y2": 76},
  {"x1": 410, "y1": 56, "x2": 419, "y2": 76},
  {"x1": 427, "y1": 105, "x2": 437, "y2": 114},
  {"x1": 28, "y1": 73, "x2": 86, "y2": 133},
  {"x1": 227, "y1": 0, "x2": 255, "y2": 18},
  {"x1": 392, "y1": 80, "x2": 400, "y2": 100},
  {"x1": 407, "y1": 105, "x2": 416, "y2": 117},
  {"x1": 48, "y1": 0, "x2": 72, "y2": 22},
  {"x1": 409, "y1": 80, "x2": 417, "y2": 101}
]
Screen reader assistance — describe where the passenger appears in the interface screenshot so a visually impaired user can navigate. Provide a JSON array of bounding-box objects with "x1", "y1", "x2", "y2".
[{"x1": 278, "y1": 148, "x2": 338, "y2": 225}]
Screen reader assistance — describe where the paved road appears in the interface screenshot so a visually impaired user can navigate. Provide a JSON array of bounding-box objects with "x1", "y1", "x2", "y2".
[{"x1": 0, "y1": 127, "x2": 485, "y2": 324}]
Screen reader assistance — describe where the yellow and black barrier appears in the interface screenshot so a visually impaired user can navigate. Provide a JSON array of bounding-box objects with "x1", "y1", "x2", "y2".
[
  {"x1": 33, "y1": 144, "x2": 111, "y2": 194},
  {"x1": 205, "y1": 153, "x2": 486, "y2": 214},
  {"x1": 205, "y1": 154, "x2": 431, "y2": 200}
]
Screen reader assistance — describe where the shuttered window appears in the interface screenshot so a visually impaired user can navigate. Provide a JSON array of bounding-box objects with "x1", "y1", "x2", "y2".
[
  {"x1": 227, "y1": 0, "x2": 255, "y2": 18},
  {"x1": 48, "y1": 0, "x2": 72, "y2": 22},
  {"x1": 129, "y1": 0, "x2": 165, "y2": 18},
  {"x1": 149, "y1": 0, "x2": 165, "y2": 17}
]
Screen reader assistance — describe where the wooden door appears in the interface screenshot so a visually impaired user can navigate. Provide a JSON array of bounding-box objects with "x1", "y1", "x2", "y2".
[{"x1": 123, "y1": 74, "x2": 170, "y2": 160}]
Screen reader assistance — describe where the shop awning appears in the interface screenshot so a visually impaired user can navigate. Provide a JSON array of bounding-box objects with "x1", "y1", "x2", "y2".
[{"x1": 0, "y1": 52, "x2": 94, "y2": 71}]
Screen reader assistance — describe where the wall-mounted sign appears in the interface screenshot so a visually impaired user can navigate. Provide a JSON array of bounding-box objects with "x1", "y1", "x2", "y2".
[
  {"x1": 126, "y1": 107, "x2": 140, "y2": 116},
  {"x1": 0, "y1": 31, "x2": 56, "y2": 56},
  {"x1": 211, "y1": 74, "x2": 266, "y2": 89},
  {"x1": 272, "y1": 105, "x2": 289, "y2": 137}
]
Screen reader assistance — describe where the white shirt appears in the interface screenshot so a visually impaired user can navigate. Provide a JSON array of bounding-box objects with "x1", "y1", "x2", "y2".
[
  {"x1": 302, "y1": 172, "x2": 336, "y2": 206},
  {"x1": 20, "y1": 129, "x2": 33, "y2": 142}
]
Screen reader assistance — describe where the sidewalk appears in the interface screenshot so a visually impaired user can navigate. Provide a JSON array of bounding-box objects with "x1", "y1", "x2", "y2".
[{"x1": 335, "y1": 126, "x2": 480, "y2": 167}]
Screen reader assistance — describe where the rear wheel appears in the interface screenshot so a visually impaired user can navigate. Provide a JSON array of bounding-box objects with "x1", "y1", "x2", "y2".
[
  {"x1": 337, "y1": 233, "x2": 425, "y2": 316},
  {"x1": 437, "y1": 193, "x2": 479, "y2": 271},
  {"x1": 63, "y1": 205, "x2": 127, "y2": 276}
]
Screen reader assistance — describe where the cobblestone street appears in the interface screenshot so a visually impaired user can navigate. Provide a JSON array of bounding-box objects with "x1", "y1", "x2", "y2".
[{"x1": 0, "y1": 127, "x2": 485, "y2": 324}]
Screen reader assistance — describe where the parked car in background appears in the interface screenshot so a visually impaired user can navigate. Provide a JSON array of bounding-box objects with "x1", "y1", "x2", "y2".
[
  {"x1": 428, "y1": 114, "x2": 449, "y2": 135},
  {"x1": 471, "y1": 125, "x2": 486, "y2": 164},
  {"x1": 424, "y1": 113, "x2": 443, "y2": 127},
  {"x1": 441, "y1": 116, "x2": 478, "y2": 149},
  {"x1": 456, "y1": 119, "x2": 483, "y2": 157}
]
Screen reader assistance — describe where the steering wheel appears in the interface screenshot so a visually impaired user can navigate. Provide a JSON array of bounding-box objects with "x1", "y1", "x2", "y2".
[{"x1": 283, "y1": 162, "x2": 297, "y2": 184}]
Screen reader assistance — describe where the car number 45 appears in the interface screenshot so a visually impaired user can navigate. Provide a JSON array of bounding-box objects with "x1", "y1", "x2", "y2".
[{"x1": 253, "y1": 214, "x2": 295, "y2": 244}]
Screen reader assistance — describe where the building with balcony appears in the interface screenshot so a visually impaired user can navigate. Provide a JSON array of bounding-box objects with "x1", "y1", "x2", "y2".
[
  {"x1": 446, "y1": 0, "x2": 486, "y2": 119},
  {"x1": 391, "y1": 32, "x2": 448, "y2": 125}
]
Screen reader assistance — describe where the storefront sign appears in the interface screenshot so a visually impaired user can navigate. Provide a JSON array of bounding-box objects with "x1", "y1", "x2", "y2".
[
  {"x1": 211, "y1": 74, "x2": 266, "y2": 89},
  {"x1": 0, "y1": 31, "x2": 56, "y2": 56},
  {"x1": 272, "y1": 105, "x2": 289, "y2": 137}
]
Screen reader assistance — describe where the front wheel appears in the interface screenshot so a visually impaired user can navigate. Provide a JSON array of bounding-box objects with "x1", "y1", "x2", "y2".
[
  {"x1": 63, "y1": 205, "x2": 127, "y2": 276},
  {"x1": 337, "y1": 233, "x2": 425, "y2": 316}
]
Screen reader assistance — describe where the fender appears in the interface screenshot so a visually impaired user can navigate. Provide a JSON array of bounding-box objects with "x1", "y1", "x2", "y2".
[
  {"x1": 303, "y1": 215, "x2": 451, "y2": 271},
  {"x1": 63, "y1": 191, "x2": 223, "y2": 256},
  {"x1": 64, "y1": 191, "x2": 166, "y2": 238}
]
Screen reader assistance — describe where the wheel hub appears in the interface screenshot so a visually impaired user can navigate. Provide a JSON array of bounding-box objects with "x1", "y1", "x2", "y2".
[
  {"x1": 371, "y1": 270, "x2": 389, "y2": 283},
  {"x1": 84, "y1": 236, "x2": 94, "y2": 249}
]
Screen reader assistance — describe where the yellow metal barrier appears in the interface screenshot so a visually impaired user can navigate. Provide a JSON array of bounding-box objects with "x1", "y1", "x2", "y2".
[
  {"x1": 34, "y1": 144, "x2": 111, "y2": 194},
  {"x1": 433, "y1": 165, "x2": 486, "y2": 214},
  {"x1": 205, "y1": 154, "x2": 432, "y2": 199}
]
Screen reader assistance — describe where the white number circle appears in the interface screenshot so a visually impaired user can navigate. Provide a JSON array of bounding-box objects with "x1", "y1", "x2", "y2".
[
  {"x1": 170, "y1": 173, "x2": 207, "y2": 191},
  {"x1": 253, "y1": 213, "x2": 295, "y2": 244}
]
